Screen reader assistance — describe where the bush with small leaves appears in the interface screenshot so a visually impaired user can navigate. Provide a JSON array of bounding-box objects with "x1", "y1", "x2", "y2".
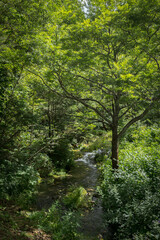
[
  {"x1": 48, "y1": 138, "x2": 74, "y2": 171},
  {"x1": 29, "y1": 202, "x2": 80, "y2": 239},
  {"x1": 99, "y1": 126, "x2": 160, "y2": 239},
  {"x1": 0, "y1": 159, "x2": 39, "y2": 205}
]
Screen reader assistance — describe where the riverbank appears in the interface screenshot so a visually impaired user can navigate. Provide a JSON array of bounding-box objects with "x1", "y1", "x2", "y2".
[
  {"x1": 0, "y1": 151, "x2": 107, "y2": 240},
  {"x1": 36, "y1": 151, "x2": 107, "y2": 239}
]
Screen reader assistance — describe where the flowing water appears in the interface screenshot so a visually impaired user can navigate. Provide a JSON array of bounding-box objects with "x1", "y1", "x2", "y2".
[{"x1": 36, "y1": 150, "x2": 109, "y2": 239}]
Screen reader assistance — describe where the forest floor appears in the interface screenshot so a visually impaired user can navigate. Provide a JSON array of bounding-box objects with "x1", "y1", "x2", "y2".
[{"x1": 0, "y1": 200, "x2": 52, "y2": 240}]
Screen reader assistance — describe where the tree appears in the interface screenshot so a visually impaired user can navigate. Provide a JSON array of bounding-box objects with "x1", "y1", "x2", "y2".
[
  {"x1": 0, "y1": 0, "x2": 56, "y2": 161},
  {"x1": 40, "y1": 0, "x2": 160, "y2": 169}
]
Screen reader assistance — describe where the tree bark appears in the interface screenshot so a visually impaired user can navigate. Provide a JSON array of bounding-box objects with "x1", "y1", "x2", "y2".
[
  {"x1": 111, "y1": 127, "x2": 119, "y2": 170},
  {"x1": 111, "y1": 95, "x2": 120, "y2": 170},
  {"x1": 48, "y1": 100, "x2": 52, "y2": 138}
]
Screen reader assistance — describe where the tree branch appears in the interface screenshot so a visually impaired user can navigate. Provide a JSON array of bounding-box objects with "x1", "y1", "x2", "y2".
[
  {"x1": 57, "y1": 73, "x2": 112, "y2": 125},
  {"x1": 118, "y1": 102, "x2": 155, "y2": 139},
  {"x1": 81, "y1": 97, "x2": 113, "y2": 117},
  {"x1": 119, "y1": 105, "x2": 133, "y2": 120},
  {"x1": 25, "y1": 69, "x2": 63, "y2": 98},
  {"x1": 74, "y1": 73, "x2": 115, "y2": 95}
]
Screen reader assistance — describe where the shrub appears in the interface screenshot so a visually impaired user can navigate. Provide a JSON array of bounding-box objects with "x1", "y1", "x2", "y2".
[
  {"x1": 34, "y1": 153, "x2": 53, "y2": 177},
  {"x1": 121, "y1": 124, "x2": 160, "y2": 147},
  {"x1": 99, "y1": 126, "x2": 160, "y2": 239},
  {"x1": 29, "y1": 202, "x2": 80, "y2": 239},
  {"x1": 83, "y1": 133, "x2": 111, "y2": 152},
  {"x1": 0, "y1": 159, "x2": 39, "y2": 204},
  {"x1": 48, "y1": 138, "x2": 74, "y2": 171}
]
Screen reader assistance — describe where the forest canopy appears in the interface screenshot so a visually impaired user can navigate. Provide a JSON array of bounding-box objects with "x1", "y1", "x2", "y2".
[{"x1": 0, "y1": 0, "x2": 160, "y2": 239}]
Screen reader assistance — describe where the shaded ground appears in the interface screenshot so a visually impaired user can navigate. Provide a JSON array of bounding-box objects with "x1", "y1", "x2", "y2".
[
  {"x1": 0, "y1": 200, "x2": 51, "y2": 240},
  {"x1": 0, "y1": 152, "x2": 109, "y2": 240}
]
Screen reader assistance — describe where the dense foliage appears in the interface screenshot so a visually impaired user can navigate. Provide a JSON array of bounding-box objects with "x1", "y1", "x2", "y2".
[
  {"x1": 99, "y1": 126, "x2": 160, "y2": 239},
  {"x1": 29, "y1": 202, "x2": 80, "y2": 240},
  {"x1": 0, "y1": 0, "x2": 160, "y2": 239}
]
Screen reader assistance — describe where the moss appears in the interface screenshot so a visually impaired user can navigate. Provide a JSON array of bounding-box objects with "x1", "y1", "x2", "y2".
[{"x1": 63, "y1": 187, "x2": 88, "y2": 209}]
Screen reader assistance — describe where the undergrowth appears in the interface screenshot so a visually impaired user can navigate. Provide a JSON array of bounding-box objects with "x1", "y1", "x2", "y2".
[
  {"x1": 99, "y1": 125, "x2": 160, "y2": 239},
  {"x1": 29, "y1": 202, "x2": 80, "y2": 240}
]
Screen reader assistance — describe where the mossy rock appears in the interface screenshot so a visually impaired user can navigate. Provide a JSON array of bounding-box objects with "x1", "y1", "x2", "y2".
[{"x1": 63, "y1": 187, "x2": 88, "y2": 208}]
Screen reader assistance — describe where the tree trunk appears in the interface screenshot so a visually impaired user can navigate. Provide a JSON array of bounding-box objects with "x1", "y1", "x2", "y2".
[
  {"x1": 111, "y1": 127, "x2": 119, "y2": 169},
  {"x1": 111, "y1": 95, "x2": 120, "y2": 170},
  {"x1": 48, "y1": 100, "x2": 52, "y2": 138}
]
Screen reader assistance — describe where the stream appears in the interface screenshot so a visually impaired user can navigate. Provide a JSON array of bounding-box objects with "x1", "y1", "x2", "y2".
[{"x1": 36, "y1": 150, "x2": 109, "y2": 239}]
